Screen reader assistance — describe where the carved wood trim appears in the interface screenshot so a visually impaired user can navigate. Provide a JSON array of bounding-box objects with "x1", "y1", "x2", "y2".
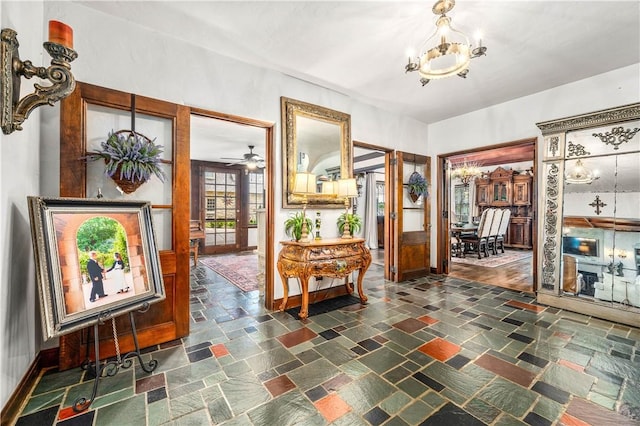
[{"x1": 536, "y1": 103, "x2": 640, "y2": 135}]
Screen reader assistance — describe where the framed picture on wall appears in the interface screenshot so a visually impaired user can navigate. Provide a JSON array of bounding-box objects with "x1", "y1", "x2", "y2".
[{"x1": 28, "y1": 197, "x2": 165, "y2": 339}]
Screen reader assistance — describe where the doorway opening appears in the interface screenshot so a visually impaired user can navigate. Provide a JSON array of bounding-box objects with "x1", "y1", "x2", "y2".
[
  {"x1": 189, "y1": 109, "x2": 275, "y2": 310},
  {"x1": 353, "y1": 141, "x2": 393, "y2": 280},
  {"x1": 437, "y1": 138, "x2": 538, "y2": 293}
]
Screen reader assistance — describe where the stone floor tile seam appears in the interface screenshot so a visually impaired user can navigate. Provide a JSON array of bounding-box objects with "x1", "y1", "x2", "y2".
[{"x1": 13, "y1": 264, "x2": 640, "y2": 426}]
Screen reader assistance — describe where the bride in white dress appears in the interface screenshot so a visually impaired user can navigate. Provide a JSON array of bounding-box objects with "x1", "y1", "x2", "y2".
[{"x1": 106, "y1": 252, "x2": 129, "y2": 293}]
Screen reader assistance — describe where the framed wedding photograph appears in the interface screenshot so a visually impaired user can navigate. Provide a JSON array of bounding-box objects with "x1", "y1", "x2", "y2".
[{"x1": 28, "y1": 197, "x2": 165, "y2": 339}]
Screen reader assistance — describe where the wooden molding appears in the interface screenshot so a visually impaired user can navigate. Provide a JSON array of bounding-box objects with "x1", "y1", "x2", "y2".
[{"x1": 564, "y1": 216, "x2": 640, "y2": 231}]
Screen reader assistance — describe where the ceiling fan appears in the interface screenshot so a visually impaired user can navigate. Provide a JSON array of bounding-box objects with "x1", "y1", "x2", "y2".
[{"x1": 221, "y1": 145, "x2": 265, "y2": 169}]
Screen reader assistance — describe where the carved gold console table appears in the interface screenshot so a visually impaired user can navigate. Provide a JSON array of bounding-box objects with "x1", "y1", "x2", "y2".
[{"x1": 277, "y1": 238, "x2": 372, "y2": 319}]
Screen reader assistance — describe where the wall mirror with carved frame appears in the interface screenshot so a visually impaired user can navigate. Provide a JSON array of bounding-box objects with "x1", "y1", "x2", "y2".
[
  {"x1": 537, "y1": 103, "x2": 640, "y2": 327},
  {"x1": 281, "y1": 97, "x2": 352, "y2": 208}
]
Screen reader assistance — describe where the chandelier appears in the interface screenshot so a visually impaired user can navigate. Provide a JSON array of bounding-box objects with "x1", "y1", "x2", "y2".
[
  {"x1": 405, "y1": 0, "x2": 487, "y2": 86},
  {"x1": 451, "y1": 159, "x2": 481, "y2": 185},
  {"x1": 565, "y1": 159, "x2": 597, "y2": 185}
]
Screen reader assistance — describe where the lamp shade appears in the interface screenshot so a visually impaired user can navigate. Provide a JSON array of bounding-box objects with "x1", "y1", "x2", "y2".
[
  {"x1": 321, "y1": 180, "x2": 337, "y2": 195},
  {"x1": 293, "y1": 172, "x2": 317, "y2": 194},
  {"x1": 337, "y1": 178, "x2": 358, "y2": 198}
]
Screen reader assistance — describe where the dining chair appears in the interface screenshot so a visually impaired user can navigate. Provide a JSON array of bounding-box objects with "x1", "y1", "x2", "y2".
[
  {"x1": 486, "y1": 209, "x2": 505, "y2": 255},
  {"x1": 493, "y1": 209, "x2": 511, "y2": 254},
  {"x1": 461, "y1": 208, "x2": 495, "y2": 259}
]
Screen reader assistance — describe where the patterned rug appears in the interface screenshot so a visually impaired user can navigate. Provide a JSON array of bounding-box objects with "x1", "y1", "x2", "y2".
[
  {"x1": 199, "y1": 253, "x2": 259, "y2": 292},
  {"x1": 451, "y1": 249, "x2": 532, "y2": 268}
]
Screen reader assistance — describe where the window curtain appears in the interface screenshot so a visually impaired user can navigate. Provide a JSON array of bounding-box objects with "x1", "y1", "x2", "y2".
[{"x1": 363, "y1": 173, "x2": 378, "y2": 249}]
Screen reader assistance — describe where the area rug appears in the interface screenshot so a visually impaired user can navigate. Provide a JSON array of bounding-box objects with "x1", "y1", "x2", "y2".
[
  {"x1": 199, "y1": 254, "x2": 259, "y2": 292},
  {"x1": 451, "y1": 249, "x2": 532, "y2": 268},
  {"x1": 285, "y1": 295, "x2": 362, "y2": 319}
]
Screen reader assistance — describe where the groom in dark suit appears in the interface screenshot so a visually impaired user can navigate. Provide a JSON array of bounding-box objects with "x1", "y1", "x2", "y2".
[{"x1": 87, "y1": 251, "x2": 108, "y2": 302}]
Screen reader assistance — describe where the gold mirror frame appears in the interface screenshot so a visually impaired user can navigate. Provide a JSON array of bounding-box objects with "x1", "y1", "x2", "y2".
[{"x1": 281, "y1": 97, "x2": 352, "y2": 208}]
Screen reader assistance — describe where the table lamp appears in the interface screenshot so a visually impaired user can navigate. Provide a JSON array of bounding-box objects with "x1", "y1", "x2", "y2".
[
  {"x1": 292, "y1": 172, "x2": 316, "y2": 242},
  {"x1": 321, "y1": 180, "x2": 337, "y2": 195},
  {"x1": 337, "y1": 178, "x2": 358, "y2": 238}
]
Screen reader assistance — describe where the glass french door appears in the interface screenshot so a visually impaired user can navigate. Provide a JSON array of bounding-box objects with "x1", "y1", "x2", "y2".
[
  {"x1": 58, "y1": 82, "x2": 190, "y2": 370},
  {"x1": 203, "y1": 167, "x2": 240, "y2": 253}
]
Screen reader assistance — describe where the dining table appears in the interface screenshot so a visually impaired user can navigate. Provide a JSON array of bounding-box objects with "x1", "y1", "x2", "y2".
[{"x1": 451, "y1": 224, "x2": 478, "y2": 257}]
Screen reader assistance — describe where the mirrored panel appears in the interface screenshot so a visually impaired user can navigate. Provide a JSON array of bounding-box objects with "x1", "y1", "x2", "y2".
[
  {"x1": 281, "y1": 97, "x2": 352, "y2": 208},
  {"x1": 561, "y1": 140, "x2": 640, "y2": 311}
]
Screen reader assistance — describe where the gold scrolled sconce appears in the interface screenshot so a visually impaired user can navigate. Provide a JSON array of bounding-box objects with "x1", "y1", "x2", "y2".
[{"x1": 1, "y1": 21, "x2": 78, "y2": 135}]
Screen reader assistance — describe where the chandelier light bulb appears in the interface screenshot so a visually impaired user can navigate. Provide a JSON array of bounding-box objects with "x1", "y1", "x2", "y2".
[{"x1": 475, "y1": 31, "x2": 483, "y2": 47}]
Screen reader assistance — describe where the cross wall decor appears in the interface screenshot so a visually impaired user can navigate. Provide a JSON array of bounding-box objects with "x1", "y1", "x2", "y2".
[{"x1": 588, "y1": 195, "x2": 606, "y2": 215}]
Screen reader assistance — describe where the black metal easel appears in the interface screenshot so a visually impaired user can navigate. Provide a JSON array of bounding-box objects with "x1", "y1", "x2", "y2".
[{"x1": 74, "y1": 303, "x2": 158, "y2": 412}]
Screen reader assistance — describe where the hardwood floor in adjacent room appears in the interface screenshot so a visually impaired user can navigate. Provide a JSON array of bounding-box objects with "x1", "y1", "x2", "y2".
[{"x1": 448, "y1": 255, "x2": 534, "y2": 294}]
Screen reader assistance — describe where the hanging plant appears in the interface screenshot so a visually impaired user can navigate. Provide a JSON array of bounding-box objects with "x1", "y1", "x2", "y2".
[
  {"x1": 84, "y1": 130, "x2": 166, "y2": 194},
  {"x1": 407, "y1": 171, "x2": 428, "y2": 202}
]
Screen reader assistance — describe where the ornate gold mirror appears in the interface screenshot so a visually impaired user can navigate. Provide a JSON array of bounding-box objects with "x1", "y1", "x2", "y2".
[{"x1": 281, "y1": 97, "x2": 352, "y2": 208}]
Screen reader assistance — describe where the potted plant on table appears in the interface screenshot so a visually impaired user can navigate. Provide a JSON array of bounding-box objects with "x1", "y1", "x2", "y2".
[
  {"x1": 84, "y1": 130, "x2": 166, "y2": 194},
  {"x1": 407, "y1": 171, "x2": 429, "y2": 203},
  {"x1": 284, "y1": 211, "x2": 313, "y2": 242},
  {"x1": 337, "y1": 212, "x2": 362, "y2": 237}
]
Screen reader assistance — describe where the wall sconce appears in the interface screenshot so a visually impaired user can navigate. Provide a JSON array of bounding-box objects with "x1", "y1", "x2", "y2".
[
  {"x1": 616, "y1": 249, "x2": 628, "y2": 259},
  {"x1": 1, "y1": 21, "x2": 78, "y2": 135},
  {"x1": 292, "y1": 172, "x2": 317, "y2": 243}
]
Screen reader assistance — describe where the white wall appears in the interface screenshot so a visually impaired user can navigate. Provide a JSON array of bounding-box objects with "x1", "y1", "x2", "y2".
[
  {"x1": 428, "y1": 64, "x2": 640, "y2": 266},
  {"x1": 1, "y1": 0, "x2": 45, "y2": 410}
]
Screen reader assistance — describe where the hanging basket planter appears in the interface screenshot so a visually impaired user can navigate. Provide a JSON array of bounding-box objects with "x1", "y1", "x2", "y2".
[
  {"x1": 407, "y1": 171, "x2": 428, "y2": 204},
  {"x1": 109, "y1": 163, "x2": 148, "y2": 194},
  {"x1": 84, "y1": 130, "x2": 166, "y2": 195}
]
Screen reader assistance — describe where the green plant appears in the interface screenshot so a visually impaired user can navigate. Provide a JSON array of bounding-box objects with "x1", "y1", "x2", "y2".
[
  {"x1": 407, "y1": 171, "x2": 428, "y2": 197},
  {"x1": 337, "y1": 212, "x2": 362, "y2": 235},
  {"x1": 84, "y1": 130, "x2": 166, "y2": 184},
  {"x1": 284, "y1": 211, "x2": 313, "y2": 241}
]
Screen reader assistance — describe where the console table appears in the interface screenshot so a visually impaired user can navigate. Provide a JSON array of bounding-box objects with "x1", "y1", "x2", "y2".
[{"x1": 277, "y1": 238, "x2": 372, "y2": 319}]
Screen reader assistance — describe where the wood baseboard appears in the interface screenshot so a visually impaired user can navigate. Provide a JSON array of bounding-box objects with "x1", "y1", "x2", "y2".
[{"x1": 1, "y1": 347, "x2": 59, "y2": 426}]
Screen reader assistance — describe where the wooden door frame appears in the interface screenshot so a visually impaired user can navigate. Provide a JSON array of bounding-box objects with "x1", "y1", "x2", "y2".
[
  {"x1": 189, "y1": 108, "x2": 275, "y2": 310},
  {"x1": 436, "y1": 137, "x2": 538, "y2": 291},
  {"x1": 353, "y1": 141, "x2": 394, "y2": 281},
  {"x1": 58, "y1": 82, "x2": 191, "y2": 369}
]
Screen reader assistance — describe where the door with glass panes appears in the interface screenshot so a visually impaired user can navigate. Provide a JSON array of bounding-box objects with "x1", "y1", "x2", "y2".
[{"x1": 201, "y1": 167, "x2": 264, "y2": 254}]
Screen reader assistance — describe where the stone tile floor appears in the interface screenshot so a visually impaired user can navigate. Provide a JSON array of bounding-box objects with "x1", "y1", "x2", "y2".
[{"x1": 14, "y1": 262, "x2": 640, "y2": 425}]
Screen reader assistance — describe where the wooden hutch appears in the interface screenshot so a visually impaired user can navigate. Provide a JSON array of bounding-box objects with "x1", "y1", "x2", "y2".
[{"x1": 475, "y1": 166, "x2": 533, "y2": 249}]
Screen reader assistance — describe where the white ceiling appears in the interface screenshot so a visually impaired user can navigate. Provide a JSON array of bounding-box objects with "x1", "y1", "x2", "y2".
[
  {"x1": 80, "y1": 1, "x2": 640, "y2": 162},
  {"x1": 79, "y1": 0, "x2": 640, "y2": 125}
]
